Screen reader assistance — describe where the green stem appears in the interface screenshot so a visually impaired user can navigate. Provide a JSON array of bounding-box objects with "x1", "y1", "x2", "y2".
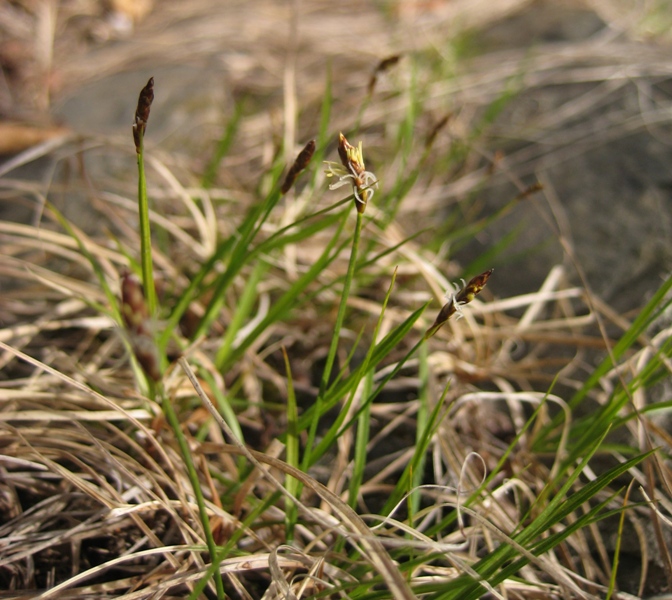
[
  {"x1": 304, "y1": 209, "x2": 364, "y2": 467},
  {"x1": 159, "y1": 384, "x2": 225, "y2": 598},
  {"x1": 137, "y1": 136, "x2": 157, "y2": 316},
  {"x1": 410, "y1": 340, "x2": 429, "y2": 519}
]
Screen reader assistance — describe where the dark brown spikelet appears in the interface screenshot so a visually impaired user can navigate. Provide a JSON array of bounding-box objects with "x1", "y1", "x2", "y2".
[
  {"x1": 121, "y1": 270, "x2": 161, "y2": 381},
  {"x1": 281, "y1": 139, "x2": 316, "y2": 194},
  {"x1": 133, "y1": 77, "x2": 154, "y2": 153},
  {"x1": 455, "y1": 269, "x2": 493, "y2": 304},
  {"x1": 514, "y1": 182, "x2": 543, "y2": 201},
  {"x1": 425, "y1": 269, "x2": 493, "y2": 339},
  {"x1": 425, "y1": 113, "x2": 452, "y2": 149},
  {"x1": 368, "y1": 54, "x2": 402, "y2": 95}
]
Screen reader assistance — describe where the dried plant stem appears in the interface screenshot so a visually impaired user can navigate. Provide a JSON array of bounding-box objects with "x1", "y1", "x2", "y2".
[
  {"x1": 305, "y1": 209, "x2": 364, "y2": 466},
  {"x1": 157, "y1": 382, "x2": 225, "y2": 598}
]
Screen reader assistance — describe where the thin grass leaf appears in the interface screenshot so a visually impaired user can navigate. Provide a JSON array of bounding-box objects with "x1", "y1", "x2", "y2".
[
  {"x1": 410, "y1": 341, "x2": 430, "y2": 519},
  {"x1": 214, "y1": 259, "x2": 267, "y2": 369},
  {"x1": 432, "y1": 450, "x2": 652, "y2": 600},
  {"x1": 304, "y1": 201, "x2": 366, "y2": 466},
  {"x1": 157, "y1": 383, "x2": 225, "y2": 598},
  {"x1": 194, "y1": 185, "x2": 284, "y2": 340},
  {"x1": 251, "y1": 198, "x2": 348, "y2": 257},
  {"x1": 607, "y1": 483, "x2": 635, "y2": 600},
  {"x1": 201, "y1": 100, "x2": 243, "y2": 189},
  {"x1": 309, "y1": 268, "x2": 398, "y2": 468},
  {"x1": 570, "y1": 273, "x2": 672, "y2": 409},
  {"x1": 220, "y1": 212, "x2": 350, "y2": 370},
  {"x1": 282, "y1": 347, "x2": 300, "y2": 542},
  {"x1": 198, "y1": 367, "x2": 246, "y2": 472},
  {"x1": 349, "y1": 369, "x2": 374, "y2": 510},
  {"x1": 160, "y1": 235, "x2": 237, "y2": 349},
  {"x1": 296, "y1": 304, "x2": 428, "y2": 435},
  {"x1": 423, "y1": 394, "x2": 553, "y2": 540},
  {"x1": 188, "y1": 491, "x2": 282, "y2": 600},
  {"x1": 382, "y1": 384, "x2": 449, "y2": 517}
]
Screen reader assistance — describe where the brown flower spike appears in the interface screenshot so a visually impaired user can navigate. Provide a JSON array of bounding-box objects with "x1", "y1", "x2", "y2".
[
  {"x1": 281, "y1": 139, "x2": 316, "y2": 194},
  {"x1": 425, "y1": 269, "x2": 493, "y2": 339},
  {"x1": 368, "y1": 54, "x2": 401, "y2": 96},
  {"x1": 324, "y1": 132, "x2": 378, "y2": 213},
  {"x1": 133, "y1": 77, "x2": 154, "y2": 153}
]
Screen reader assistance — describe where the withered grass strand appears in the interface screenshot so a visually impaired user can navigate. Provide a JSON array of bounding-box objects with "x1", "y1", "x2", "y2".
[
  {"x1": 281, "y1": 139, "x2": 316, "y2": 194},
  {"x1": 121, "y1": 270, "x2": 161, "y2": 381},
  {"x1": 133, "y1": 77, "x2": 154, "y2": 153},
  {"x1": 425, "y1": 269, "x2": 493, "y2": 339}
]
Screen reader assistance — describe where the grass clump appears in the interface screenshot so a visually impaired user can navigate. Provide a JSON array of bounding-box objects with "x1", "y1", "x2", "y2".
[{"x1": 1, "y1": 42, "x2": 671, "y2": 600}]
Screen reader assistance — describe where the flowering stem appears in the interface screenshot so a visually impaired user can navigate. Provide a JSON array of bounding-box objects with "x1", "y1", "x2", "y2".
[
  {"x1": 159, "y1": 383, "x2": 225, "y2": 598},
  {"x1": 304, "y1": 209, "x2": 364, "y2": 466},
  {"x1": 136, "y1": 137, "x2": 157, "y2": 316}
]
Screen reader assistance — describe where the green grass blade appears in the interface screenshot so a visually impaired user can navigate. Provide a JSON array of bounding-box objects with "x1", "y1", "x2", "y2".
[
  {"x1": 282, "y1": 347, "x2": 300, "y2": 542},
  {"x1": 194, "y1": 186, "x2": 284, "y2": 340},
  {"x1": 135, "y1": 134, "x2": 157, "y2": 316},
  {"x1": 296, "y1": 304, "x2": 428, "y2": 437},
  {"x1": 381, "y1": 381, "x2": 448, "y2": 517},
  {"x1": 303, "y1": 210, "x2": 364, "y2": 467},
  {"x1": 309, "y1": 268, "x2": 398, "y2": 469},
  {"x1": 220, "y1": 212, "x2": 350, "y2": 369},
  {"x1": 570, "y1": 273, "x2": 672, "y2": 409},
  {"x1": 201, "y1": 100, "x2": 243, "y2": 189},
  {"x1": 214, "y1": 260, "x2": 267, "y2": 369}
]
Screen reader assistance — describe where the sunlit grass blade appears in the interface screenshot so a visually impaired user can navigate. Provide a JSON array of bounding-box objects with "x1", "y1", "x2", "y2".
[
  {"x1": 282, "y1": 347, "x2": 300, "y2": 542},
  {"x1": 214, "y1": 260, "x2": 267, "y2": 369},
  {"x1": 428, "y1": 443, "x2": 652, "y2": 599},
  {"x1": 381, "y1": 382, "x2": 448, "y2": 517},
  {"x1": 410, "y1": 339, "x2": 430, "y2": 520},
  {"x1": 194, "y1": 175, "x2": 285, "y2": 340},
  {"x1": 218, "y1": 212, "x2": 350, "y2": 370},
  {"x1": 309, "y1": 268, "x2": 398, "y2": 470},
  {"x1": 570, "y1": 273, "x2": 672, "y2": 409},
  {"x1": 349, "y1": 369, "x2": 373, "y2": 510},
  {"x1": 45, "y1": 202, "x2": 119, "y2": 318},
  {"x1": 252, "y1": 198, "x2": 348, "y2": 256},
  {"x1": 302, "y1": 211, "x2": 364, "y2": 458},
  {"x1": 197, "y1": 367, "x2": 246, "y2": 472},
  {"x1": 306, "y1": 208, "x2": 365, "y2": 464},
  {"x1": 201, "y1": 100, "x2": 243, "y2": 189},
  {"x1": 533, "y1": 273, "x2": 672, "y2": 453},
  {"x1": 188, "y1": 491, "x2": 282, "y2": 600},
  {"x1": 160, "y1": 235, "x2": 236, "y2": 349},
  {"x1": 296, "y1": 303, "x2": 428, "y2": 436},
  {"x1": 157, "y1": 383, "x2": 225, "y2": 598}
]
